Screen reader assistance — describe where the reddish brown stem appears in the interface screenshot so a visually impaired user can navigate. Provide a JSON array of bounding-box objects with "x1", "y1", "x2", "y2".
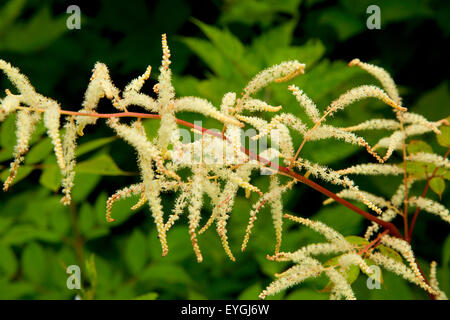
[{"x1": 358, "y1": 229, "x2": 389, "y2": 256}]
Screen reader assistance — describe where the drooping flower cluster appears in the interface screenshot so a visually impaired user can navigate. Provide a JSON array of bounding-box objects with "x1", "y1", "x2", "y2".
[{"x1": 1, "y1": 34, "x2": 448, "y2": 300}]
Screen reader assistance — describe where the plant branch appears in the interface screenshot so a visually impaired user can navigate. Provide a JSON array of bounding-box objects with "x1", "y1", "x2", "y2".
[
  {"x1": 407, "y1": 147, "x2": 450, "y2": 242},
  {"x1": 25, "y1": 106, "x2": 404, "y2": 239}
]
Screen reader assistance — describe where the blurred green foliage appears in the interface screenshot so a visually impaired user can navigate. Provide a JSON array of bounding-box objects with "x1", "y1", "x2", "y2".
[{"x1": 0, "y1": 0, "x2": 449, "y2": 300}]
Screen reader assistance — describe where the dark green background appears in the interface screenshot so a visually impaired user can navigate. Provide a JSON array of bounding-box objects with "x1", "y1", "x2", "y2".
[{"x1": 0, "y1": 0, "x2": 449, "y2": 299}]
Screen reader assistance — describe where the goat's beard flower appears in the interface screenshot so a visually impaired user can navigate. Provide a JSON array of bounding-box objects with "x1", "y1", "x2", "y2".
[{"x1": 1, "y1": 34, "x2": 448, "y2": 300}]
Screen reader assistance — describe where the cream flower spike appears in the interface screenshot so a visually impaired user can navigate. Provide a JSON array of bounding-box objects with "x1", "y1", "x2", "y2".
[
  {"x1": 116, "y1": 66, "x2": 158, "y2": 112},
  {"x1": 174, "y1": 96, "x2": 242, "y2": 127},
  {"x1": 406, "y1": 152, "x2": 450, "y2": 169},
  {"x1": 336, "y1": 163, "x2": 404, "y2": 176},
  {"x1": 342, "y1": 119, "x2": 401, "y2": 132},
  {"x1": 106, "y1": 183, "x2": 145, "y2": 222},
  {"x1": 77, "y1": 62, "x2": 120, "y2": 135},
  {"x1": 242, "y1": 60, "x2": 305, "y2": 98},
  {"x1": 60, "y1": 118, "x2": 77, "y2": 205},
  {"x1": 0, "y1": 93, "x2": 20, "y2": 121},
  {"x1": 349, "y1": 58, "x2": 402, "y2": 106},
  {"x1": 3, "y1": 110, "x2": 41, "y2": 191},
  {"x1": 241, "y1": 98, "x2": 282, "y2": 113},
  {"x1": 288, "y1": 84, "x2": 321, "y2": 123},
  {"x1": 325, "y1": 85, "x2": 406, "y2": 117},
  {"x1": 324, "y1": 189, "x2": 391, "y2": 209},
  {"x1": 284, "y1": 214, "x2": 349, "y2": 245},
  {"x1": 429, "y1": 261, "x2": 448, "y2": 300},
  {"x1": 399, "y1": 112, "x2": 441, "y2": 134},
  {"x1": 251, "y1": 113, "x2": 307, "y2": 140},
  {"x1": 408, "y1": 197, "x2": 450, "y2": 224}
]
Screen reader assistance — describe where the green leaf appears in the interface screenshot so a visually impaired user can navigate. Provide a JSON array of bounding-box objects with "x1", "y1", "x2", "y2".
[
  {"x1": 76, "y1": 154, "x2": 128, "y2": 176},
  {"x1": 265, "y1": 40, "x2": 326, "y2": 68},
  {"x1": 0, "y1": 114, "x2": 16, "y2": 149},
  {"x1": 0, "y1": 280, "x2": 35, "y2": 299},
  {"x1": 0, "y1": 0, "x2": 26, "y2": 32},
  {"x1": 0, "y1": 245, "x2": 18, "y2": 279},
  {"x1": 139, "y1": 263, "x2": 192, "y2": 285},
  {"x1": 22, "y1": 242, "x2": 46, "y2": 283},
  {"x1": 437, "y1": 124, "x2": 450, "y2": 148},
  {"x1": 344, "y1": 264, "x2": 360, "y2": 284},
  {"x1": 238, "y1": 282, "x2": 262, "y2": 300},
  {"x1": 76, "y1": 137, "x2": 117, "y2": 157},
  {"x1": 345, "y1": 236, "x2": 370, "y2": 246},
  {"x1": 71, "y1": 173, "x2": 101, "y2": 203},
  {"x1": 219, "y1": 0, "x2": 301, "y2": 26},
  {"x1": 0, "y1": 225, "x2": 38, "y2": 245},
  {"x1": 25, "y1": 137, "x2": 54, "y2": 164},
  {"x1": 194, "y1": 19, "x2": 245, "y2": 60},
  {"x1": 39, "y1": 164, "x2": 61, "y2": 192},
  {"x1": 429, "y1": 177, "x2": 445, "y2": 198},
  {"x1": 124, "y1": 230, "x2": 147, "y2": 275},
  {"x1": 148, "y1": 226, "x2": 193, "y2": 262},
  {"x1": 134, "y1": 292, "x2": 158, "y2": 300},
  {"x1": 79, "y1": 203, "x2": 96, "y2": 236},
  {"x1": 0, "y1": 7, "x2": 67, "y2": 53},
  {"x1": 407, "y1": 140, "x2": 433, "y2": 154},
  {"x1": 318, "y1": 8, "x2": 364, "y2": 41},
  {"x1": 411, "y1": 82, "x2": 450, "y2": 121},
  {"x1": 404, "y1": 161, "x2": 435, "y2": 179},
  {"x1": 193, "y1": 19, "x2": 257, "y2": 77},
  {"x1": 250, "y1": 20, "x2": 296, "y2": 53},
  {"x1": 181, "y1": 37, "x2": 234, "y2": 79},
  {"x1": 286, "y1": 288, "x2": 328, "y2": 300},
  {"x1": 377, "y1": 245, "x2": 403, "y2": 263}
]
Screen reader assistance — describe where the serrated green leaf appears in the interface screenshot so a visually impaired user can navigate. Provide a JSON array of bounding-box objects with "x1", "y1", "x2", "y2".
[
  {"x1": 193, "y1": 19, "x2": 257, "y2": 77},
  {"x1": 265, "y1": 40, "x2": 325, "y2": 68},
  {"x1": 124, "y1": 230, "x2": 147, "y2": 275},
  {"x1": 181, "y1": 37, "x2": 234, "y2": 79},
  {"x1": 429, "y1": 177, "x2": 445, "y2": 198},
  {"x1": 407, "y1": 140, "x2": 433, "y2": 154},
  {"x1": 0, "y1": 7, "x2": 67, "y2": 52},
  {"x1": 219, "y1": 0, "x2": 301, "y2": 26}
]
